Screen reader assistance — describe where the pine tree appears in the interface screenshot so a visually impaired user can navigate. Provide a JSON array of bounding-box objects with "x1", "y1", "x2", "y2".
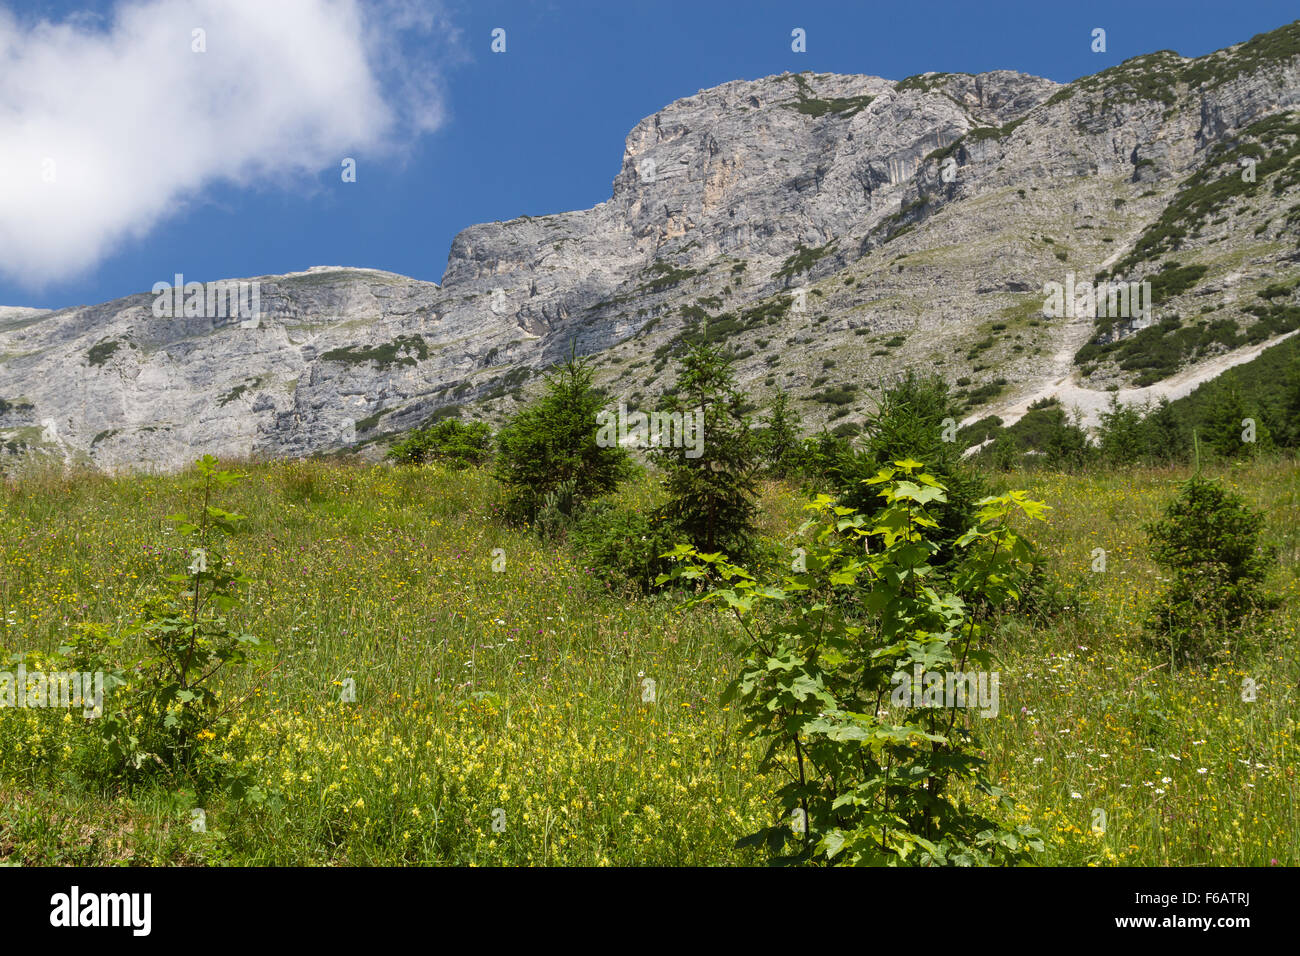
[
  {"x1": 652, "y1": 341, "x2": 759, "y2": 557},
  {"x1": 1097, "y1": 395, "x2": 1146, "y2": 465},
  {"x1": 859, "y1": 370, "x2": 959, "y2": 470},
  {"x1": 1042, "y1": 406, "x2": 1093, "y2": 471},
  {"x1": 1143, "y1": 397, "x2": 1186, "y2": 464},
  {"x1": 495, "y1": 352, "x2": 631, "y2": 523},
  {"x1": 1203, "y1": 385, "x2": 1258, "y2": 458},
  {"x1": 1144, "y1": 475, "x2": 1277, "y2": 664},
  {"x1": 1273, "y1": 361, "x2": 1300, "y2": 447},
  {"x1": 756, "y1": 390, "x2": 802, "y2": 478},
  {"x1": 989, "y1": 433, "x2": 1019, "y2": 471}
]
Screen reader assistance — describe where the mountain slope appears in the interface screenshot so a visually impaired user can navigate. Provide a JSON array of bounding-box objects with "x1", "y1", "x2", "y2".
[{"x1": 3, "y1": 20, "x2": 1299, "y2": 471}]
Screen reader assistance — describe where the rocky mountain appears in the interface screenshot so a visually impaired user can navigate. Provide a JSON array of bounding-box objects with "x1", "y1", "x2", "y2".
[{"x1": 3, "y1": 21, "x2": 1299, "y2": 472}]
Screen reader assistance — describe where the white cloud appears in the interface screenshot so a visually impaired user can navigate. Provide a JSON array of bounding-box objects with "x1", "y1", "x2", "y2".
[{"x1": 0, "y1": 0, "x2": 457, "y2": 288}]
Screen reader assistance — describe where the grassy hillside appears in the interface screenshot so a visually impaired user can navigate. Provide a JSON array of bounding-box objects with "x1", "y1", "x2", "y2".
[{"x1": 1, "y1": 456, "x2": 1296, "y2": 865}]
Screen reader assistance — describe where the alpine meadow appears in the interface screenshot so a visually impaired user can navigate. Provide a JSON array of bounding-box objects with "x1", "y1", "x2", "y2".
[{"x1": 1, "y1": 2, "x2": 1298, "y2": 887}]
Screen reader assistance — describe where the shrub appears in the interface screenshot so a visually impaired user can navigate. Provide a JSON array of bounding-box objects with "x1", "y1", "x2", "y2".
[
  {"x1": 495, "y1": 353, "x2": 631, "y2": 524},
  {"x1": 76, "y1": 456, "x2": 261, "y2": 779},
  {"x1": 983, "y1": 402, "x2": 1093, "y2": 471},
  {"x1": 789, "y1": 430, "x2": 856, "y2": 489},
  {"x1": 1143, "y1": 475, "x2": 1278, "y2": 665},
  {"x1": 1096, "y1": 396, "x2": 1147, "y2": 465},
  {"x1": 387, "y1": 419, "x2": 493, "y2": 468},
  {"x1": 661, "y1": 461, "x2": 1047, "y2": 865},
  {"x1": 1202, "y1": 386, "x2": 1272, "y2": 458},
  {"x1": 754, "y1": 391, "x2": 802, "y2": 478},
  {"x1": 837, "y1": 371, "x2": 989, "y2": 566},
  {"x1": 571, "y1": 502, "x2": 677, "y2": 593}
]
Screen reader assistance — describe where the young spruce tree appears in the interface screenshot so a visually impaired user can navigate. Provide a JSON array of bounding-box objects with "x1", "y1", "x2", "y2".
[
  {"x1": 652, "y1": 340, "x2": 759, "y2": 558},
  {"x1": 756, "y1": 390, "x2": 802, "y2": 479},
  {"x1": 495, "y1": 351, "x2": 630, "y2": 524}
]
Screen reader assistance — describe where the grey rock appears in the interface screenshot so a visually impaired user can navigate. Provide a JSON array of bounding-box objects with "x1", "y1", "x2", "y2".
[{"x1": 4, "y1": 21, "x2": 1300, "y2": 471}]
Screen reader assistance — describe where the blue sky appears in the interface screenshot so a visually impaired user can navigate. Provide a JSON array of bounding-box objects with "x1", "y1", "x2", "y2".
[{"x1": 3, "y1": 0, "x2": 1297, "y2": 310}]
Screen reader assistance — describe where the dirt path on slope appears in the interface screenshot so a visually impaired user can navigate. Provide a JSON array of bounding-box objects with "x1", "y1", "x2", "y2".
[
  {"x1": 961, "y1": 215, "x2": 1297, "y2": 432},
  {"x1": 964, "y1": 329, "x2": 1299, "y2": 434}
]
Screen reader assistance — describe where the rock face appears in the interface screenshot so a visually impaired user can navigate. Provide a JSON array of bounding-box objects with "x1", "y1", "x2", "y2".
[{"x1": 4, "y1": 21, "x2": 1300, "y2": 471}]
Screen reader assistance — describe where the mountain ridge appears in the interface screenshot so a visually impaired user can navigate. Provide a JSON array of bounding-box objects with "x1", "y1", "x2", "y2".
[{"x1": 3, "y1": 20, "x2": 1299, "y2": 471}]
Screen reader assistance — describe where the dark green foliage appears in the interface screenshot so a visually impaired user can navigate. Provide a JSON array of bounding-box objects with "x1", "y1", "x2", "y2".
[
  {"x1": 1143, "y1": 476, "x2": 1278, "y2": 665},
  {"x1": 387, "y1": 419, "x2": 494, "y2": 468},
  {"x1": 1164, "y1": 335, "x2": 1300, "y2": 448},
  {"x1": 808, "y1": 385, "x2": 857, "y2": 406},
  {"x1": 652, "y1": 298, "x2": 791, "y2": 363},
  {"x1": 785, "y1": 74, "x2": 874, "y2": 119},
  {"x1": 987, "y1": 434, "x2": 1019, "y2": 471},
  {"x1": 0, "y1": 397, "x2": 34, "y2": 415},
  {"x1": 971, "y1": 399, "x2": 1094, "y2": 472},
  {"x1": 893, "y1": 72, "x2": 956, "y2": 94},
  {"x1": 570, "y1": 502, "x2": 677, "y2": 593},
  {"x1": 652, "y1": 341, "x2": 759, "y2": 558},
  {"x1": 1182, "y1": 21, "x2": 1300, "y2": 91},
  {"x1": 217, "y1": 380, "x2": 257, "y2": 407},
  {"x1": 320, "y1": 335, "x2": 429, "y2": 369},
  {"x1": 1201, "y1": 385, "x2": 1274, "y2": 458},
  {"x1": 1097, "y1": 396, "x2": 1154, "y2": 465},
  {"x1": 1147, "y1": 262, "x2": 1209, "y2": 301},
  {"x1": 755, "y1": 391, "x2": 802, "y2": 479},
  {"x1": 953, "y1": 378, "x2": 1007, "y2": 412},
  {"x1": 1073, "y1": 50, "x2": 1183, "y2": 111},
  {"x1": 773, "y1": 241, "x2": 836, "y2": 283},
  {"x1": 789, "y1": 430, "x2": 856, "y2": 488},
  {"x1": 1109, "y1": 112, "x2": 1300, "y2": 277},
  {"x1": 1092, "y1": 395, "x2": 1191, "y2": 466},
  {"x1": 636, "y1": 260, "x2": 701, "y2": 294},
  {"x1": 1143, "y1": 397, "x2": 1190, "y2": 463},
  {"x1": 88, "y1": 339, "x2": 122, "y2": 367},
  {"x1": 1073, "y1": 286, "x2": 1299, "y2": 386},
  {"x1": 1042, "y1": 23, "x2": 1300, "y2": 139},
  {"x1": 1038, "y1": 407, "x2": 1092, "y2": 471},
  {"x1": 495, "y1": 354, "x2": 632, "y2": 524},
  {"x1": 956, "y1": 415, "x2": 1003, "y2": 449}
]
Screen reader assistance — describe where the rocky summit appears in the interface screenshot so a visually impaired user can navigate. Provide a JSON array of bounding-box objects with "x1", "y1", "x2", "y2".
[{"x1": 4, "y1": 21, "x2": 1300, "y2": 472}]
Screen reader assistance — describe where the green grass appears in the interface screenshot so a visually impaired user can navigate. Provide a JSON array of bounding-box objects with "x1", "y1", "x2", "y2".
[{"x1": 0, "y1": 456, "x2": 1296, "y2": 865}]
